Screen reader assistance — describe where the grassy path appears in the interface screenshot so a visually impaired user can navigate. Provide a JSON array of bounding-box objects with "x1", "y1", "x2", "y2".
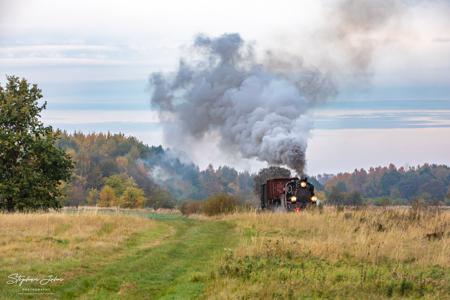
[{"x1": 53, "y1": 214, "x2": 236, "y2": 299}]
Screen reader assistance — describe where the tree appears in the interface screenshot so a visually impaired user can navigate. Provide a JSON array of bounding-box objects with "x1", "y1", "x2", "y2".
[
  {"x1": 418, "y1": 179, "x2": 446, "y2": 203},
  {"x1": 346, "y1": 191, "x2": 363, "y2": 206},
  {"x1": 98, "y1": 185, "x2": 117, "y2": 207},
  {"x1": 86, "y1": 188, "x2": 99, "y2": 206},
  {"x1": 327, "y1": 186, "x2": 345, "y2": 205},
  {"x1": 199, "y1": 164, "x2": 223, "y2": 197},
  {"x1": 120, "y1": 186, "x2": 146, "y2": 208},
  {"x1": 380, "y1": 170, "x2": 401, "y2": 195},
  {"x1": 0, "y1": 76, "x2": 73, "y2": 212},
  {"x1": 104, "y1": 173, "x2": 136, "y2": 197},
  {"x1": 149, "y1": 188, "x2": 174, "y2": 209},
  {"x1": 65, "y1": 175, "x2": 87, "y2": 207}
]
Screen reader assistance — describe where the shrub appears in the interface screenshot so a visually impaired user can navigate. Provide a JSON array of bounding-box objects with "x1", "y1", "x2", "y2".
[
  {"x1": 202, "y1": 193, "x2": 239, "y2": 216},
  {"x1": 180, "y1": 200, "x2": 203, "y2": 215}
]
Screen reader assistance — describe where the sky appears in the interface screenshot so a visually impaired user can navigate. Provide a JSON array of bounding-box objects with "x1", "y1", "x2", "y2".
[{"x1": 1, "y1": 0, "x2": 450, "y2": 175}]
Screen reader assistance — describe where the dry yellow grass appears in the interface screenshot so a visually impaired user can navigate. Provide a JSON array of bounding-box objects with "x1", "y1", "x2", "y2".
[
  {"x1": 223, "y1": 207, "x2": 450, "y2": 267},
  {"x1": 201, "y1": 207, "x2": 450, "y2": 299},
  {"x1": 0, "y1": 212, "x2": 155, "y2": 268}
]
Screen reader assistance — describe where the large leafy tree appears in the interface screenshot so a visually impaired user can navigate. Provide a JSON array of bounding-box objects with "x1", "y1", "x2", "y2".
[{"x1": 0, "y1": 76, "x2": 73, "y2": 212}]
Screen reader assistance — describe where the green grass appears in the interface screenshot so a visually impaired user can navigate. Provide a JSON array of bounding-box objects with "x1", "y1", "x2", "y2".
[
  {"x1": 0, "y1": 214, "x2": 237, "y2": 300},
  {"x1": 209, "y1": 247, "x2": 450, "y2": 299},
  {"x1": 202, "y1": 210, "x2": 450, "y2": 299},
  {"x1": 58, "y1": 218, "x2": 236, "y2": 299}
]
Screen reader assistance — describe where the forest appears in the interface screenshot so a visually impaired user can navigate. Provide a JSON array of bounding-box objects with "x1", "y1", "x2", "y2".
[
  {"x1": 56, "y1": 132, "x2": 254, "y2": 208},
  {"x1": 57, "y1": 132, "x2": 450, "y2": 208},
  {"x1": 323, "y1": 164, "x2": 450, "y2": 205}
]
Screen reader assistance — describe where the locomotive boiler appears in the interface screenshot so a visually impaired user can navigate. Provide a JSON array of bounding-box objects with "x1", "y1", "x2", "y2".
[{"x1": 260, "y1": 177, "x2": 317, "y2": 211}]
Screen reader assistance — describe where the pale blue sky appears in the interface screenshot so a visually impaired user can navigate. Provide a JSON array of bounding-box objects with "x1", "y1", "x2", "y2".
[{"x1": 1, "y1": 0, "x2": 450, "y2": 174}]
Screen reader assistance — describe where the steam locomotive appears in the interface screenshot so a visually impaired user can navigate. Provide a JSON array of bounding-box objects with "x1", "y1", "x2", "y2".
[{"x1": 260, "y1": 177, "x2": 317, "y2": 212}]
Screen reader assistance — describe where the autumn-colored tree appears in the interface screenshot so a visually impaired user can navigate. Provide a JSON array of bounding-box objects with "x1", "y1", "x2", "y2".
[
  {"x1": 116, "y1": 156, "x2": 129, "y2": 170},
  {"x1": 104, "y1": 174, "x2": 136, "y2": 197},
  {"x1": 98, "y1": 185, "x2": 117, "y2": 207},
  {"x1": 120, "y1": 186, "x2": 146, "y2": 208}
]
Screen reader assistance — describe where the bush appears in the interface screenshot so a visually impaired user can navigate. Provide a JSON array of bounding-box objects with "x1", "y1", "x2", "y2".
[
  {"x1": 180, "y1": 200, "x2": 203, "y2": 215},
  {"x1": 202, "y1": 194, "x2": 239, "y2": 216}
]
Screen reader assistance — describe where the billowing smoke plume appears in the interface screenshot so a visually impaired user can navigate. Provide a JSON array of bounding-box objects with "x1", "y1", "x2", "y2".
[
  {"x1": 149, "y1": 0, "x2": 410, "y2": 174},
  {"x1": 150, "y1": 33, "x2": 335, "y2": 174}
]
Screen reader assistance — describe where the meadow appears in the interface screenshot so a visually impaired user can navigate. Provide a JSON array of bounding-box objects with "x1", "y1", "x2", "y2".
[
  {"x1": 208, "y1": 207, "x2": 450, "y2": 299},
  {"x1": 0, "y1": 207, "x2": 448, "y2": 299}
]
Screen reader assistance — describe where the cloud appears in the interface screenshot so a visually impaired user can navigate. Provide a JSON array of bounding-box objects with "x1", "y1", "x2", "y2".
[
  {"x1": 312, "y1": 109, "x2": 450, "y2": 129},
  {"x1": 0, "y1": 57, "x2": 157, "y2": 67},
  {"x1": 0, "y1": 44, "x2": 119, "y2": 53},
  {"x1": 41, "y1": 110, "x2": 162, "y2": 124},
  {"x1": 0, "y1": 43, "x2": 139, "y2": 67}
]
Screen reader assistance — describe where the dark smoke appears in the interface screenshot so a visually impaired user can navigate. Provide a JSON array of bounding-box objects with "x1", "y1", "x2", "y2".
[
  {"x1": 150, "y1": 33, "x2": 335, "y2": 175},
  {"x1": 149, "y1": 0, "x2": 412, "y2": 175}
]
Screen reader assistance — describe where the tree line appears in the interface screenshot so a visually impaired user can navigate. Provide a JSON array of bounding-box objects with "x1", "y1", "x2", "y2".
[
  {"x1": 56, "y1": 132, "x2": 256, "y2": 208},
  {"x1": 324, "y1": 164, "x2": 450, "y2": 205}
]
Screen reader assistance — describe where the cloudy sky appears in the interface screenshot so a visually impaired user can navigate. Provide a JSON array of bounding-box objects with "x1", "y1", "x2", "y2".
[{"x1": 1, "y1": 0, "x2": 450, "y2": 174}]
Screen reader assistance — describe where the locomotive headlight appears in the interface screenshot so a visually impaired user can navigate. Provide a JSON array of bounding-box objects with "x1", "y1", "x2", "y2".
[
  {"x1": 290, "y1": 196, "x2": 297, "y2": 202},
  {"x1": 311, "y1": 196, "x2": 318, "y2": 202},
  {"x1": 300, "y1": 181, "x2": 307, "y2": 188}
]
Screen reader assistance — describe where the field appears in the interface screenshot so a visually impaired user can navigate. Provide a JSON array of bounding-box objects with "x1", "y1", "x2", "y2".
[
  {"x1": 0, "y1": 207, "x2": 449, "y2": 299},
  {"x1": 209, "y1": 207, "x2": 450, "y2": 299}
]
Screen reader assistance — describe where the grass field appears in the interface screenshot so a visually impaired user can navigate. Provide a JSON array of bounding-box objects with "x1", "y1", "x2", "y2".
[
  {"x1": 0, "y1": 207, "x2": 449, "y2": 299},
  {"x1": 207, "y1": 207, "x2": 450, "y2": 299}
]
